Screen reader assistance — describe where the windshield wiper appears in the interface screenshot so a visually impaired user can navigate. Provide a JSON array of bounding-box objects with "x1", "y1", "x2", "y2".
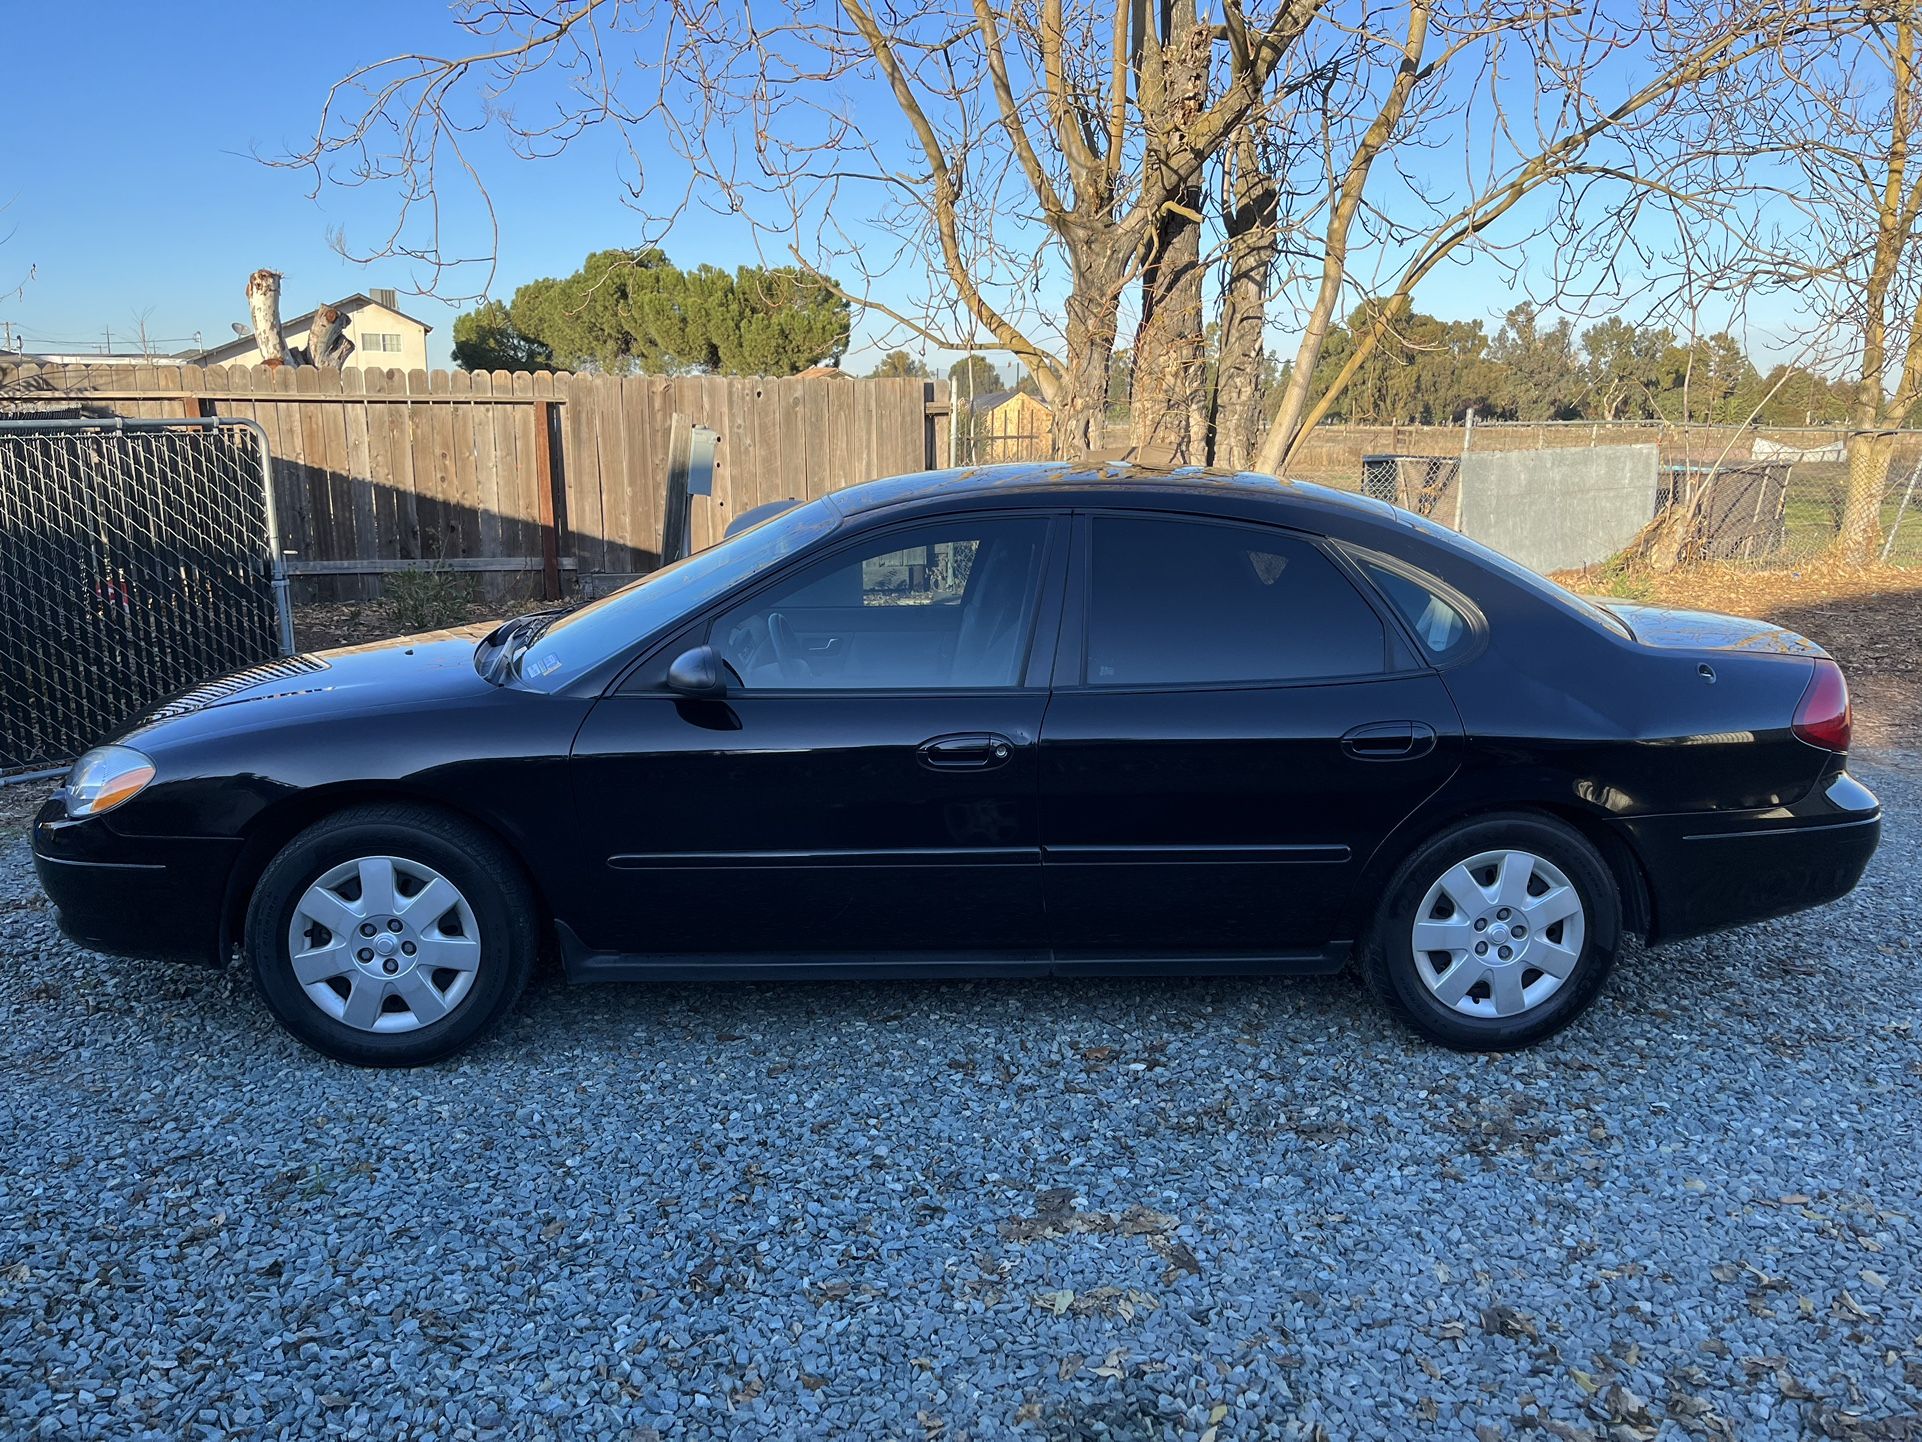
[
  {"x1": 505, "y1": 612, "x2": 561, "y2": 678},
  {"x1": 476, "y1": 609, "x2": 564, "y2": 684}
]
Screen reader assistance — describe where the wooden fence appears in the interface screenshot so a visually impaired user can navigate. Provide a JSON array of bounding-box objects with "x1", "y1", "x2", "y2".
[{"x1": 0, "y1": 363, "x2": 951, "y2": 599}]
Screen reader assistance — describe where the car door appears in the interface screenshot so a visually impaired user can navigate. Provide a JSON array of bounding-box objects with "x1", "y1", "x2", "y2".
[
  {"x1": 565, "y1": 512, "x2": 1066, "y2": 962},
  {"x1": 1039, "y1": 512, "x2": 1464, "y2": 960}
]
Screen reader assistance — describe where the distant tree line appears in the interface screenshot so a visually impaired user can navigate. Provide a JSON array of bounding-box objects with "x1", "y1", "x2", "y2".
[
  {"x1": 1292, "y1": 302, "x2": 1851, "y2": 427},
  {"x1": 453, "y1": 249, "x2": 850, "y2": 377}
]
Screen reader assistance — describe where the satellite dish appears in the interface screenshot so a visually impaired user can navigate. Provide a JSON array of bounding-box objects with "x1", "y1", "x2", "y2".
[{"x1": 231, "y1": 321, "x2": 252, "y2": 337}]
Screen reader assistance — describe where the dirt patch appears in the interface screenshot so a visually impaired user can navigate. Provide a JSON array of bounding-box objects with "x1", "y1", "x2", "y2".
[
  {"x1": 291, "y1": 597, "x2": 560, "y2": 653},
  {"x1": 1557, "y1": 562, "x2": 1922, "y2": 750}
]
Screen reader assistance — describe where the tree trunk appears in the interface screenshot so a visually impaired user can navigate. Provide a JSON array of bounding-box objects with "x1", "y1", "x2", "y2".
[
  {"x1": 1053, "y1": 259, "x2": 1124, "y2": 460},
  {"x1": 246, "y1": 269, "x2": 289, "y2": 368},
  {"x1": 1129, "y1": 15, "x2": 1212, "y2": 464},
  {"x1": 1835, "y1": 429, "x2": 1892, "y2": 562},
  {"x1": 303, "y1": 305, "x2": 355, "y2": 368},
  {"x1": 1208, "y1": 130, "x2": 1278, "y2": 469}
]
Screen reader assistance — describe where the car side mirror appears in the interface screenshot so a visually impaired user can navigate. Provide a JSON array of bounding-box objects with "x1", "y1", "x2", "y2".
[{"x1": 665, "y1": 644, "x2": 727, "y2": 698}]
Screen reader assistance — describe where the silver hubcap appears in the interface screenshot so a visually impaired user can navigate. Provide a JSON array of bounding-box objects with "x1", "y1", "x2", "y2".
[
  {"x1": 1410, "y1": 848, "x2": 1585, "y2": 1018},
  {"x1": 287, "y1": 855, "x2": 481, "y2": 1033}
]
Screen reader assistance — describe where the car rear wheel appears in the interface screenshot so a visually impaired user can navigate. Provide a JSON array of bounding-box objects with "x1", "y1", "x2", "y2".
[
  {"x1": 245, "y1": 804, "x2": 536, "y2": 1066},
  {"x1": 1362, "y1": 813, "x2": 1621, "y2": 1050}
]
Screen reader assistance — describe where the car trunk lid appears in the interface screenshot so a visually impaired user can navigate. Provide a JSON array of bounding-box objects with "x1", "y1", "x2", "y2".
[{"x1": 1588, "y1": 601, "x2": 1827, "y2": 657}]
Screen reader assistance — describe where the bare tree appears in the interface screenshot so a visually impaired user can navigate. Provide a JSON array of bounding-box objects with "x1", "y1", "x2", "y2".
[
  {"x1": 280, "y1": 0, "x2": 1828, "y2": 467},
  {"x1": 1248, "y1": 0, "x2": 1845, "y2": 475},
  {"x1": 280, "y1": 0, "x2": 1311, "y2": 455},
  {"x1": 1664, "y1": 4, "x2": 1922, "y2": 561}
]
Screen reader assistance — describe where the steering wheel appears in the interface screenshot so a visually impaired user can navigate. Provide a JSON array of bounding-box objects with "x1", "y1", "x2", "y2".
[{"x1": 766, "y1": 610, "x2": 811, "y2": 682}]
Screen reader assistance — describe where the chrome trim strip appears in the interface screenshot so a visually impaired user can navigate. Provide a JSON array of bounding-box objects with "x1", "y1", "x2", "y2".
[
  {"x1": 608, "y1": 846, "x2": 1037, "y2": 869},
  {"x1": 1042, "y1": 843, "x2": 1350, "y2": 865}
]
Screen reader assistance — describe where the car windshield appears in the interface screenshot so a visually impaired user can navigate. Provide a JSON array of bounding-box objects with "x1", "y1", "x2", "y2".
[
  {"x1": 512, "y1": 496, "x2": 842, "y2": 687},
  {"x1": 1391, "y1": 507, "x2": 1632, "y2": 639}
]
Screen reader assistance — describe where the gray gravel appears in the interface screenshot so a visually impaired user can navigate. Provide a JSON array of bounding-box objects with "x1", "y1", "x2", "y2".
[{"x1": 3, "y1": 760, "x2": 1919, "y2": 1442}]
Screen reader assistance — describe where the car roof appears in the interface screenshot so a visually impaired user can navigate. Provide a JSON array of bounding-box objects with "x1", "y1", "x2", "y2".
[{"x1": 826, "y1": 461, "x2": 1398, "y2": 525}]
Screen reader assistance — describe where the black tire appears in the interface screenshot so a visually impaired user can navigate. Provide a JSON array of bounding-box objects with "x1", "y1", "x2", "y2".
[
  {"x1": 245, "y1": 803, "x2": 538, "y2": 1067},
  {"x1": 1361, "y1": 812, "x2": 1621, "y2": 1051}
]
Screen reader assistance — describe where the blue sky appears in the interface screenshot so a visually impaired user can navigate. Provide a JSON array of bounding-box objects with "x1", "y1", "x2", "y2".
[
  {"x1": 2, "y1": 5, "x2": 760, "y2": 366},
  {"x1": 2, "y1": 3, "x2": 1801, "y2": 377}
]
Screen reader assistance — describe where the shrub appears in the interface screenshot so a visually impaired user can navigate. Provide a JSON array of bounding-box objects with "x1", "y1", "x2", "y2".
[{"x1": 385, "y1": 563, "x2": 475, "y2": 633}]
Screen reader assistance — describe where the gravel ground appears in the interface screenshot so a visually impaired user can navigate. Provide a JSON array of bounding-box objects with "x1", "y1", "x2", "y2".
[{"x1": 2, "y1": 760, "x2": 1918, "y2": 1442}]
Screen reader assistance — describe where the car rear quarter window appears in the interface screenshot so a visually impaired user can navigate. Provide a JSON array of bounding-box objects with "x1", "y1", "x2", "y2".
[
  {"x1": 1085, "y1": 516, "x2": 1389, "y2": 686},
  {"x1": 1358, "y1": 559, "x2": 1475, "y2": 662}
]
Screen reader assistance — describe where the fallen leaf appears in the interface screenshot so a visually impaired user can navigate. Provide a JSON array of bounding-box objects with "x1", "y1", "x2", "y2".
[
  {"x1": 1775, "y1": 1369, "x2": 1816, "y2": 1401},
  {"x1": 1482, "y1": 1302, "x2": 1542, "y2": 1342}
]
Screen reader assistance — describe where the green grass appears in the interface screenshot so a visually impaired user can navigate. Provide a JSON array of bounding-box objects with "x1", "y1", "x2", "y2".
[{"x1": 1777, "y1": 492, "x2": 1922, "y2": 564}]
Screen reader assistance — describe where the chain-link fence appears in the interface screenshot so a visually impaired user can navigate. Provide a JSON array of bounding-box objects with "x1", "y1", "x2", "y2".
[
  {"x1": 0, "y1": 418, "x2": 293, "y2": 776},
  {"x1": 1340, "y1": 423, "x2": 1922, "y2": 569}
]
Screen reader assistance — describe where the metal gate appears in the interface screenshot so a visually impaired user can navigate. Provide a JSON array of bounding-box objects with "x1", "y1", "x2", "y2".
[{"x1": 0, "y1": 417, "x2": 292, "y2": 776}]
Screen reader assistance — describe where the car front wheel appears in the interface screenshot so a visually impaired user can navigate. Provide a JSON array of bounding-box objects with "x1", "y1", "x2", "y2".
[
  {"x1": 244, "y1": 803, "x2": 537, "y2": 1066},
  {"x1": 1363, "y1": 813, "x2": 1621, "y2": 1051}
]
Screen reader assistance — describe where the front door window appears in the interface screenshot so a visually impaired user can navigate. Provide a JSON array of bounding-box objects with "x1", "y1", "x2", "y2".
[{"x1": 715, "y1": 517, "x2": 1048, "y2": 690}]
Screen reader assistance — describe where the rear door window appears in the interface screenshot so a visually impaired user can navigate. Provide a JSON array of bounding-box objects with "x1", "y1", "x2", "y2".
[{"x1": 1084, "y1": 516, "x2": 1391, "y2": 686}]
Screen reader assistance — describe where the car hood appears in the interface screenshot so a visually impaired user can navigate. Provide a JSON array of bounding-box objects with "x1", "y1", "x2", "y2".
[
  {"x1": 128, "y1": 622, "x2": 500, "y2": 732},
  {"x1": 1591, "y1": 601, "x2": 1826, "y2": 657}
]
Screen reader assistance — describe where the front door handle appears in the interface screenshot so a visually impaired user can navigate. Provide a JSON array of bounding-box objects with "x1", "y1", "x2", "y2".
[
  {"x1": 1341, "y1": 721, "x2": 1437, "y2": 761},
  {"x1": 919, "y1": 733, "x2": 1015, "y2": 770}
]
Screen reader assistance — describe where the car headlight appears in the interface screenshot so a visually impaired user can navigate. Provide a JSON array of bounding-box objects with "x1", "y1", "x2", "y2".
[{"x1": 64, "y1": 745, "x2": 157, "y2": 817}]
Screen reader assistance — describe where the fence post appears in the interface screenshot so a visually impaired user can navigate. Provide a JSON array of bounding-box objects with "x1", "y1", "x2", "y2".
[
  {"x1": 533, "y1": 398, "x2": 565, "y2": 601},
  {"x1": 661, "y1": 415, "x2": 720, "y2": 564},
  {"x1": 1882, "y1": 452, "x2": 1922, "y2": 562}
]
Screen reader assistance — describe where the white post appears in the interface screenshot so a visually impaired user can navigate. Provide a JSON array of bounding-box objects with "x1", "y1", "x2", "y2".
[{"x1": 1881, "y1": 450, "x2": 1922, "y2": 562}]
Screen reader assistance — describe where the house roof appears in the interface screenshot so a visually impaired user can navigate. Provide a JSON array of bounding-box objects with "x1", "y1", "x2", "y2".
[{"x1": 968, "y1": 388, "x2": 1034, "y2": 414}]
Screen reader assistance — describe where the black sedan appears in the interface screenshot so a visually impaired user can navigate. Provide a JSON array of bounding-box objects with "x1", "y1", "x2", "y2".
[{"x1": 33, "y1": 463, "x2": 1880, "y2": 1065}]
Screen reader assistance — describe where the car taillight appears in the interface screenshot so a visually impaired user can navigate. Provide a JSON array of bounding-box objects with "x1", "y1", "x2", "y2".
[{"x1": 1792, "y1": 659, "x2": 1851, "y2": 752}]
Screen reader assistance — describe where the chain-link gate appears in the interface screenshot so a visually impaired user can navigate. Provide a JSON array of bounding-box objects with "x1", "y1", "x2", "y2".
[{"x1": 0, "y1": 417, "x2": 293, "y2": 776}]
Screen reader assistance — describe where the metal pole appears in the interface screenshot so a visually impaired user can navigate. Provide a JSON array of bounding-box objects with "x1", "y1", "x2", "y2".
[
  {"x1": 227, "y1": 416, "x2": 297, "y2": 656},
  {"x1": 1881, "y1": 452, "x2": 1922, "y2": 563}
]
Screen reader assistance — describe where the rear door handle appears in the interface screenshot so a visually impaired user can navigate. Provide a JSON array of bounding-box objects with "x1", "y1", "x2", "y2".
[
  {"x1": 919, "y1": 733, "x2": 1015, "y2": 770},
  {"x1": 1341, "y1": 721, "x2": 1437, "y2": 761}
]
